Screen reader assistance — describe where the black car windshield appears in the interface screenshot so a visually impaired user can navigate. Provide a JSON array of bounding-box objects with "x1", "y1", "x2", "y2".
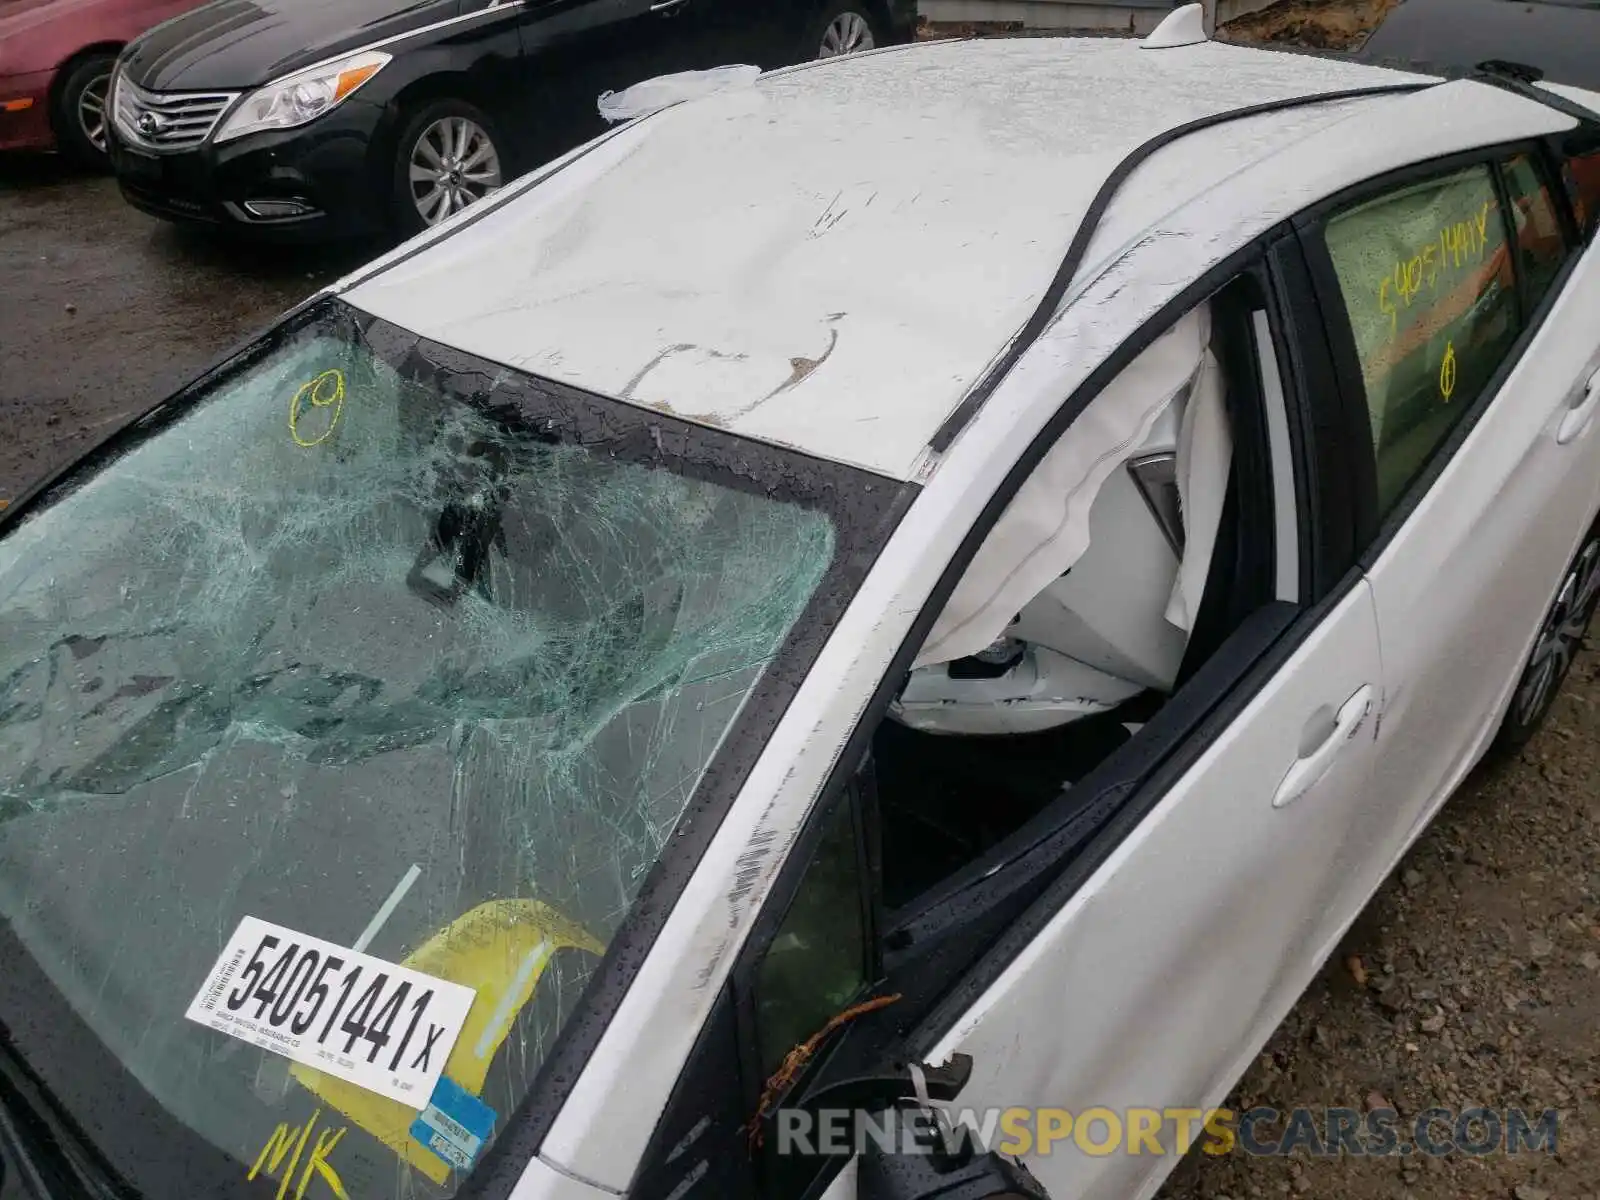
[{"x1": 0, "y1": 297, "x2": 901, "y2": 1199}]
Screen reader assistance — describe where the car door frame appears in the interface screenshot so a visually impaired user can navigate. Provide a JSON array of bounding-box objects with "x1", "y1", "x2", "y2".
[
  {"x1": 1292, "y1": 134, "x2": 1595, "y2": 564},
  {"x1": 622, "y1": 224, "x2": 1375, "y2": 1200},
  {"x1": 1286, "y1": 130, "x2": 1600, "y2": 861}
]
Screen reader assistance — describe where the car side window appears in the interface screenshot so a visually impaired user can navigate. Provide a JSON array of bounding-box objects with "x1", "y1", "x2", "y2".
[
  {"x1": 1501, "y1": 152, "x2": 1569, "y2": 312},
  {"x1": 1321, "y1": 163, "x2": 1518, "y2": 516},
  {"x1": 750, "y1": 794, "x2": 871, "y2": 1080},
  {"x1": 1567, "y1": 148, "x2": 1600, "y2": 239}
]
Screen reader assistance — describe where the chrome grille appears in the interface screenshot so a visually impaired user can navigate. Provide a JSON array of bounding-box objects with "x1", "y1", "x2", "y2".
[{"x1": 113, "y1": 77, "x2": 238, "y2": 151}]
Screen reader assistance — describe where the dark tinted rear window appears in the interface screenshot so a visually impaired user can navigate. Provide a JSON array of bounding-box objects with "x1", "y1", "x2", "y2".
[{"x1": 1568, "y1": 149, "x2": 1600, "y2": 236}]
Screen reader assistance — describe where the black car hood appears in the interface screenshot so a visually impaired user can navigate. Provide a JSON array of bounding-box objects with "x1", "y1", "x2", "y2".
[
  {"x1": 1356, "y1": 0, "x2": 1600, "y2": 93},
  {"x1": 121, "y1": 0, "x2": 465, "y2": 91}
]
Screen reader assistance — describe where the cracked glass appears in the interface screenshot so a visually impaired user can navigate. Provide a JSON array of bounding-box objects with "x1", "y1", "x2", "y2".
[{"x1": 0, "y1": 298, "x2": 887, "y2": 1199}]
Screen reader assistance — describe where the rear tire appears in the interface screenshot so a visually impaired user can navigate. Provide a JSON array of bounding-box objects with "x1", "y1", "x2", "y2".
[
  {"x1": 802, "y1": 0, "x2": 884, "y2": 59},
  {"x1": 1495, "y1": 520, "x2": 1600, "y2": 752},
  {"x1": 53, "y1": 52, "x2": 117, "y2": 170},
  {"x1": 389, "y1": 98, "x2": 506, "y2": 238}
]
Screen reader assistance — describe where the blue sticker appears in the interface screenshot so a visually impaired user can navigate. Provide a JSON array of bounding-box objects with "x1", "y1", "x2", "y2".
[{"x1": 410, "y1": 1076, "x2": 498, "y2": 1173}]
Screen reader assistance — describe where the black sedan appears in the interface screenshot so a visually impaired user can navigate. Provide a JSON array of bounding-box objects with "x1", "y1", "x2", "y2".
[{"x1": 105, "y1": 0, "x2": 914, "y2": 240}]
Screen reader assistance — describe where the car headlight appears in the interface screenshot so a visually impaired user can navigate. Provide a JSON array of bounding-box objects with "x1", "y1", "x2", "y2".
[
  {"x1": 108, "y1": 61, "x2": 126, "y2": 116},
  {"x1": 213, "y1": 49, "x2": 389, "y2": 144}
]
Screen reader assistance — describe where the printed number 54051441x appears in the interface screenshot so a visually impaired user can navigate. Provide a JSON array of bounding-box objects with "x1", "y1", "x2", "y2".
[{"x1": 186, "y1": 915, "x2": 478, "y2": 1109}]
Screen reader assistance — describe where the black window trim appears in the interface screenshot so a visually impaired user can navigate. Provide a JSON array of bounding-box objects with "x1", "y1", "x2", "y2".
[
  {"x1": 626, "y1": 224, "x2": 1373, "y2": 1200},
  {"x1": 731, "y1": 780, "x2": 881, "y2": 1109},
  {"x1": 1264, "y1": 232, "x2": 1362, "y2": 597},
  {"x1": 1292, "y1": 138, "x2": 1589, "y2": 565},
  {"x1": 1501, "y1": 145, "x2": 1581, "y2": 315}
]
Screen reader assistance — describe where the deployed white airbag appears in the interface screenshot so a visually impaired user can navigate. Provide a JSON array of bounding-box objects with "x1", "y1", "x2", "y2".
[
  {"x1": 913, "y1": 306, "x2": 1213, "y2": 670},
  {"x1": 895, "y1": 645, "x2": 1147, "y2": 735},
  {"x1": 1165, "y1": 341, "x2": 1231, "y2": 631}
]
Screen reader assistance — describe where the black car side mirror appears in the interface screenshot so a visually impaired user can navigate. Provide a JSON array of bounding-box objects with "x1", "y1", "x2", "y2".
[
  {"x1": 854, "y1": 1056, "x2": 1052, "y2": 1200},
  {"x1": 857, "y1": 1122, "x2": 1052, "y2": 1200}
]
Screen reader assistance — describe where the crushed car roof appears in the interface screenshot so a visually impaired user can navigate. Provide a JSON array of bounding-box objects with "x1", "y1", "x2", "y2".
[{"x1": 344, "y1": 36, "x2": 1428, "y2": 481}]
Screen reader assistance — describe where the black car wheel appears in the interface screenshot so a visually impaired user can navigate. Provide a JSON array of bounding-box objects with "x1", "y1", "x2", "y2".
[
  {"x1": 804, "y1": 0, "x2": 882, "y2": 59},
  {"x1": 53, "y1": 52, "x2": 118, "y2": 170},
  {"x1": 391, "y1": 99, "x2": 505, "y2": 237},
  {"x1": 1496, "y1": 521, "x2": 1600, "y2": 751}
]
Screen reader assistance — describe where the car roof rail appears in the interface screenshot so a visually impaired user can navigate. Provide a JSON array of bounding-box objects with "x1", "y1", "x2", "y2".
[
  {"x1": 1468, "y1": 59, "x2": 1600, "y2": 132},
  {"x1": 927, "y1": 79, "x2": 1437, "y2": 454}
]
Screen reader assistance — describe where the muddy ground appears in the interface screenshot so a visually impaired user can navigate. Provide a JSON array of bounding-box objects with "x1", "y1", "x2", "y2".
[
  {"x1": 0, "y1": 159, "x2": 358, "y2": 509},
  {"x1": 1, "y1": 12, "x2": 1597, "y2": 1197}
]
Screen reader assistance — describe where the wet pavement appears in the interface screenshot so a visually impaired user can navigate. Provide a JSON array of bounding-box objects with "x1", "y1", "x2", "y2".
[{"x1": 0, "y1": 155, "x2": 367, "y2": 506}]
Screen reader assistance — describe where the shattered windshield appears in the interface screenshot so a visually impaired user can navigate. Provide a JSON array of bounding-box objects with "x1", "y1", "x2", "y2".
[{"x1": 0, "y1": 298, "x2": 895, "y2": 1199}]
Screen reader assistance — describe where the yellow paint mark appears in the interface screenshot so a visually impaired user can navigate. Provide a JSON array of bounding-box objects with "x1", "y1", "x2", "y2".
[
  {"x1": 1371, "y1": 198, "x2": 1497, "y2": 344},
  {"x1": 296, "y1": 1125, "x2": 350, "y2": 1200},
  {"x1": 249, "y1": 1111, "x2": 317, "y2": 1200},
  {"x1": 1439, "y1": 341, "x2": 1458, "y2": 402},
  {"x1": 288, "y1": 899, "x2": 605, "y2": 1185},
  {"x1": 248, "y1": 1110, "x2": 350, "y2": 1200},
  {"x1": 289, "y1": 369, "x2": 345, "y2": 448}
]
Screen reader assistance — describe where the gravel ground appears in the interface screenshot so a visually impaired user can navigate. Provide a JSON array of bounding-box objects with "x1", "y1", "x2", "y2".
[
  {"x1": 1158, "y1": 672, "x2": 1600, "y2": 1199},
  {"x1": 2, "y1": 22, "x2": 1598, "y2": 1200}
]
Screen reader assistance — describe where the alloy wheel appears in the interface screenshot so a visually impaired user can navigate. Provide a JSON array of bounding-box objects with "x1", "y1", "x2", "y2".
[
  {"x1": 817, "y1": 10, "x2": 875, "y2": 58},
  {"x1": 78, "y1": 72, "x2": 111, "y2": 154},
  {"x1": 1511, "y1": 535, "x2": 1600, "y2": 727},
  {"x1": 408, "y1": 116, "x2": 502, "y2": 227}
]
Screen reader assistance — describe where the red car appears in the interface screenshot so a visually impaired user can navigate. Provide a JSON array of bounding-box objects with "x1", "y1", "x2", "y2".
[{"x1": 0, "y1": 0, "x2": 208, "y2": 166}]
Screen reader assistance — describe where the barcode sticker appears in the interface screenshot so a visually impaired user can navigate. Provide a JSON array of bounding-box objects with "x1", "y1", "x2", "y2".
[
  {"x1": 185, "y1": 916, "x2": 476, "y2": 1108},
  {"x1": 200, "y1": 946, "x2": 246, "y2": 1013}
]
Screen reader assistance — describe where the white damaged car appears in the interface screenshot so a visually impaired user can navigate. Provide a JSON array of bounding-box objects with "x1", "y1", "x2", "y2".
[{"x1": 3, "y1": 8, "x2": 1600, "y2": 1200}]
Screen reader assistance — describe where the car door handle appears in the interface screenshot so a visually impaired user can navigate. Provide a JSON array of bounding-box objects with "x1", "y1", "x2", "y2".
[
  {"x1": 1272, "y1": 684, "x2": 1374, "y2": 809},
  {"x1": 1556, "y1": 367, "x2": 1600, "y2": 445},
  {"x1": 650, "y1": 0, "x2": 688, "y2": 12}
]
